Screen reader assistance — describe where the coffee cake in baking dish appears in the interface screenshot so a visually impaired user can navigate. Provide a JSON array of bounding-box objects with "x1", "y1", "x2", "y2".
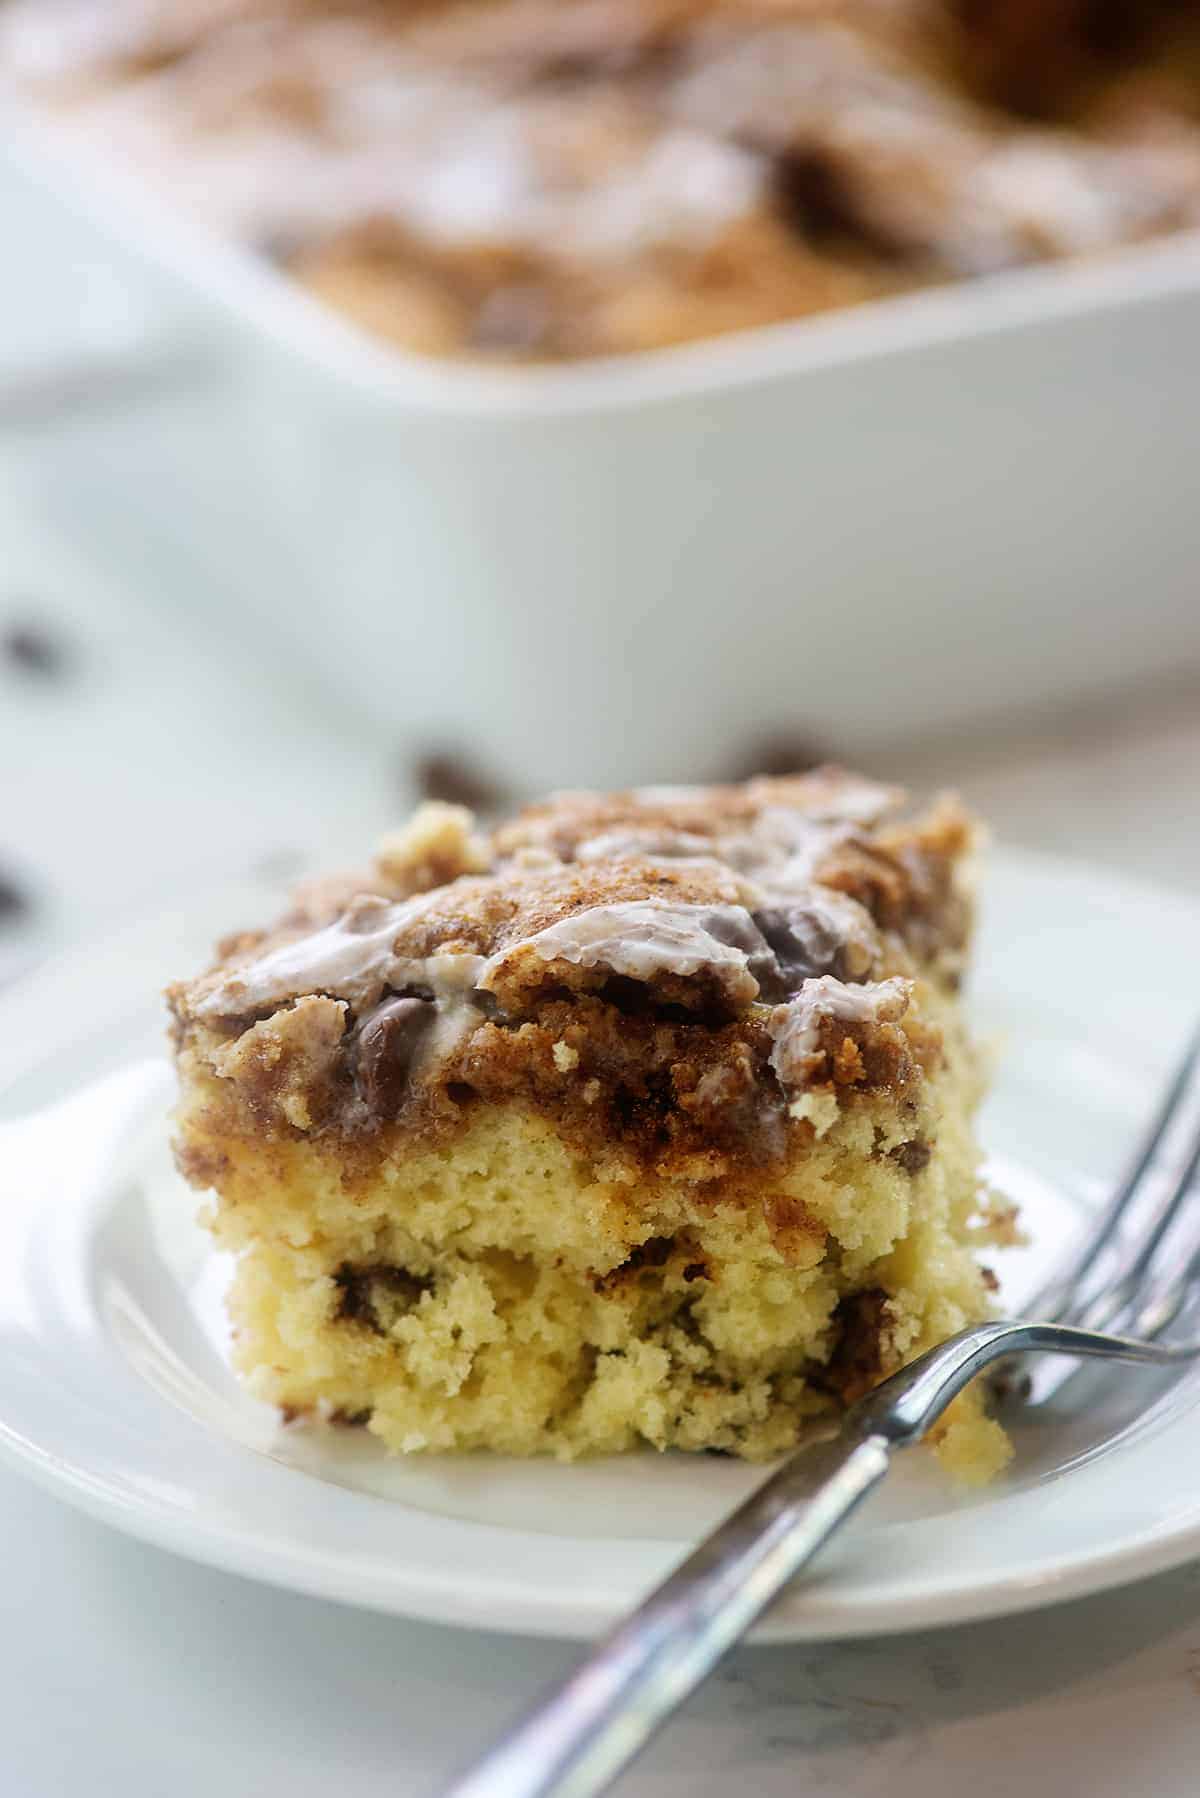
[
  {"x1": 5, "y1": 0, "x2": 1200, "y2": 360},
  {"x1": 169, "y1": 771, "x2": 1012, "y2": 1478}
]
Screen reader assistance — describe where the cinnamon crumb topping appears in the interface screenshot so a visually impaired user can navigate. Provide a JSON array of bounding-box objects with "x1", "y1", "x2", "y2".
[{"x1": 169, "y1": 768, "x2": 976, "y2": 1173}]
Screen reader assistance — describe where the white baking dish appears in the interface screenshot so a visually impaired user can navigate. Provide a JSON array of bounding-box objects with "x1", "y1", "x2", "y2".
[{"x1": 4, "y1": 100, "x2": 1200, "y2": 792}]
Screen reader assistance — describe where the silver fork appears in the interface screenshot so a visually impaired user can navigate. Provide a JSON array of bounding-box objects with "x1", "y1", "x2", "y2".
[{"x1": 446, "y1": 1024, "x2": 1200, "y2": 1798}]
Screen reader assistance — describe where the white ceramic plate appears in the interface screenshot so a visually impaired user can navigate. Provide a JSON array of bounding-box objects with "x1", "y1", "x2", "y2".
[{"x1": 0, "y1": 849, "x2": 1198, "y2": 1642}]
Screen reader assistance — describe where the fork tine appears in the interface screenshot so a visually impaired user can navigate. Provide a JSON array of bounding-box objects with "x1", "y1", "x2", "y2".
[
  {"x1": 1121, "y1": 1230, "x2": 1200, "y2": 1342},
  {"x1": 1072, "y1": 1129, "x2": 1200, "y2": 1334},
  {"x1": 1028, "y1": 1022, "x2": 1200, "y2": 1324}
]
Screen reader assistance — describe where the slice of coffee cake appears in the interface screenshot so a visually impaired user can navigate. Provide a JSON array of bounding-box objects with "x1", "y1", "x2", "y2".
[{"x1": 169, "y1": 771, "x2": 1011, "y2": 1477}]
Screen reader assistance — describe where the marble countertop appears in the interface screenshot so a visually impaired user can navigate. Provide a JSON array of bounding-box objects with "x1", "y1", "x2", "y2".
[
  {"x1": 8, "y1": 1462, "x2": 1200, "y2": 1798},
  {"x1": 2, "y1": 466, "x2": 1200, "y2": 1796}
]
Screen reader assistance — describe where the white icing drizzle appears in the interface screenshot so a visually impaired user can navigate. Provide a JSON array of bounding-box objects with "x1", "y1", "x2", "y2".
[
  {"x1": 0, "y1": 0, "x2": 249, "y2": 84},
  {"x1": 786, "y1": 775, "x2": 897, "y2": 826},
  {"x1": 479, "y1": 899, "x2": 768, "y2": 1006},
  {"x1": 196, "y1": 895, "x2": 417, "y2": 1017},
  {"x1": 400, "y1": 110, "x2": 764, "y2": 262},
  {"x1": 630, "y1": 773, "x2": 894, "y2": 828},
  {"x1": 972, "y1": 137, "x2": 1200, "y2": 257},
  {"x1": 195, "y1": 894, "x2": 485, "y2": 1020},
  {"x1": 629, "y1": 784, "x2": 708, "y2": 805},
  {"x1": 572, "y1": 798, "x2": 883, "y2": 963},
  {"x1": 400, "y1": 951, "x2": 489, "y2": 1008},
  {"x1": 769, "y1": 975, "x2": 911, "y2": 1090},
  {"x1": 716, "y1": 809, "x2": 852, "y2": 896},
  {"x1": 575, "y1": 827, "x2": 718, "y2": 863}
]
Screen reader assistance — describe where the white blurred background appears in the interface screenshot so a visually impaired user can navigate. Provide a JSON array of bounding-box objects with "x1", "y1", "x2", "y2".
[{"x1": 2, "y1": 57, "x2": 1199, "y2": 987}]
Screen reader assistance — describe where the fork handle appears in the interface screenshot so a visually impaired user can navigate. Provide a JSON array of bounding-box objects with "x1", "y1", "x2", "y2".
[
  {"x1": 443, "y1": 1432, "x2": 892, "y2": 1798},
  {"x1": 446, "y1": 1318, "x2": 1188, "y2": 1798}
]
